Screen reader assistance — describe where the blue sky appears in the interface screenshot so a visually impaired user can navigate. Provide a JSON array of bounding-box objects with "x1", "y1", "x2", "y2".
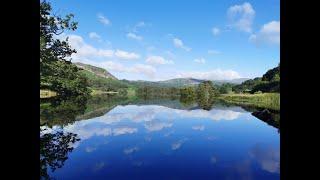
[{"x1": 51, "y1": 0, "x2": 280, "y2": 81}]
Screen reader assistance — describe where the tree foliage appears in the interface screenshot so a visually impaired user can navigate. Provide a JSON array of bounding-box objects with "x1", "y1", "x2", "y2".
[
  {"x1": 196, "y1": 81, "x2": 216, "y2": 99},
  {"x1": 178, "y1": 81, "x2": 217, "y2": 110},
  {"x1": 180, "y1": 86, "x2": 196, "y2": 99},
  {"x1": 218, "y1": 83, "x2": 234, "y2": 94},
  {"x1": 40, "y1": 1, "x2": 89, "y2": 96},
  {"x1": 262, "y1": 65, "x2": 280, "y2": 82},
  {"x1": 196, "y1": 81, "x2": 216, "y2": 110},
  {"x1": 40, "y1": 95, "x2": 88, "y2": 127},
  {"x1": 136, "y1": 86, "x2": 180, "y2": 99},
  {"x1": 40, "y1": 1, "x2": 77, "y2": 63},
  {"x1": 233, "y1": 64, "x2": 280, "y2": 93}
]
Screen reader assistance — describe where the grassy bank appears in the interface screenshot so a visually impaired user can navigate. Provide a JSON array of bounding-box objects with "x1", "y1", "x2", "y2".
[
  {"x1": 90, "y1": 89, "x2": 119, "y2": 96},
  {"x1": 40, "y1": 89, "x2": 57, "y2": 98},
  {"x1": 217, "y1": 93, "x2": 280, "y2": 111}
]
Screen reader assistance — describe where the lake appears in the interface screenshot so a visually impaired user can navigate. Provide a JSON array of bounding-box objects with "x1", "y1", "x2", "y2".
[{"x1": 40, "y1": 95, "x2": 280, "y2": 180}]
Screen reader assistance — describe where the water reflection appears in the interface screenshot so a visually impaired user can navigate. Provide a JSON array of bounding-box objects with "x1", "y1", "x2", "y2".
[
  {"x1": 92, "y1": 161, "x2": 105, "y2": 172},
  {"x1": 210, "y1": 156, "x2": 217, "y2": 164},
  {"x1": 40, "y1": 95, "x2": 88, "y2": 127},
  {"x1": 145, "y1": 119, "x2": 173, "y2": 132},
  {"x1": 40, "y1": 95, "x2": 279, "y2": 180},
  {"x1": 171, "y1": 138, "x2": 188, "y2": 150},
  {"x1": 192, "y1": 125, "x2": 205, "y2": 131},
  {"x1": 124, "y1": 146, "x2": 139, "y2": 155},
  {"x1": 252, "y1": 109, "x2": 280, "y2": 130},
  {"x1": 40, "y1": 128, "x2": 80, "y2": 180},
  {"x1": 249, "y1": 144, "x2": 280, "y2": 173}
]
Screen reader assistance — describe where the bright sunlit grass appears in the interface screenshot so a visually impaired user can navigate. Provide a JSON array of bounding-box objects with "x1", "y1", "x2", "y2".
[{"x1": 218, "y1": 93, "x2": 280, "y2": 111}]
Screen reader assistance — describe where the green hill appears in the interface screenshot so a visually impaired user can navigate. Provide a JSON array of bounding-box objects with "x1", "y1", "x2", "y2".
[
  {"x1": 73, "y1": 62, "x2": 259, "y2": 95},
  {"x1": 74, "y1": 62, "x2": 130, "y2": 92},
  {"x1": 157, "y1": 78, "x2": 204, "y2": 87},
  {"x1": 75, "y1": 62, "x2": 117, "y2": 80},
  {"x1": 233, "y1": 64, "x2": 280, "y2": 93}
]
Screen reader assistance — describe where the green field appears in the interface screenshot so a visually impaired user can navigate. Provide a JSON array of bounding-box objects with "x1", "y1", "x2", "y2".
[
  {"x1": 40, "y1": 89, "x2": 57, "y2": 98},
  {"x1": 217, "y1": 93, "x2": 280, "y2": 111}
]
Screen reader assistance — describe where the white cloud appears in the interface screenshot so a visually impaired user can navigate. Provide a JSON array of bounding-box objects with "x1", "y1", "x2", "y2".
[
  {"x1": 164, "y1": 130, "x2": 174, "y2": 137},
  {"x1": 227, "y1": 2, "x2": 255, "y2": 33},
  {"x1": 175, "y1": 108, "x2": 244, "y2": 121},
  {"x1": 176, "y1": 69, "x2": 241, "y2": 80},
  {"x1": 126, "y1": 32, "x2": 143, "y2": 41},
  {"x1": 47, "y1": 105, "x2": 247, "y2": 149},
  {"x1": 249, "y1": 21, "x2": 280, "y2": 45},
  {"x1": 63, "y1": 34, "x2": 142, "y2": 61},
  {"x1": 194, "y1": 58, "x2": 206, "y2": 64},
  {"x1": 115, "y1": 49, "x2": 140, "y2": 60},
  {"x1": 173, "y1": 38, "x2": 191, "y2": 51},
  {"x1": 165, "y1": 51, "x2": 175, "y2": 59},
  {"x1": 123, "y1": 146, "x2": 139, "y2": 155},
  {"x1": 89, "y1": 32, "x2": 102, "y2": 42},
  {"x1": 136, "y1": 21, "x2": 146, "y2": 27},
  {"x1": 208, "y1": 50, "x2": 221, "y2": 55},
  {"x1": 97, "y1": 13, "x2": 111, "y2": 25},
  {"x1": 85, "y1": 146, "x2": 97, "y2": 153},
  {"x1": 97, "y1": 49, "x2": 114, "y2": 57},
  {"x1": 212, "y1": 27, "x2": 220, "y2": 36},
  {"x1": 192, "y1": 125, "x2": 205, "y2": 131},
  {"x1": 146, "y1": 56, "x2": 174, "y2": 65},
  {"x1": 171, "y1": 138, "x2": 188, "y2": 150},
  {"x1": 144, "y1": 121, "x2": 173, "y2": 132},
  {"x1": 98, "y1": 61, "x2": 127, "y2": 72},
  {"x1": 57, "y1": 34, "x2": 152, "y2": 80},
  {"x1": 113, "y1": 127, "x2": 138, "y2": 136},
  {"x1": 96, "y1": 61, "x2": 156, "y2": 78},
  {"x1": 129, "y1": 64, "x2": 156, "y2": 78},
  {"x1": 93, "y1": 162, "x2": 105, "y2": 172},
  {"x1": 133, "y1": 21, "x2": 147, "y2": 32},
  {"x1": 65, "y1": 34, "x2": 114, "y2": 60},
  {"x1": 249, "y1": 145, "x2": 280, "y2": 173}
]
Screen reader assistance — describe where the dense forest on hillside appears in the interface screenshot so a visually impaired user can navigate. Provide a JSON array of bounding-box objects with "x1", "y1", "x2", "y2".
[{"x1": 232, "y1": 64, "x2": 280, "y2": 93}]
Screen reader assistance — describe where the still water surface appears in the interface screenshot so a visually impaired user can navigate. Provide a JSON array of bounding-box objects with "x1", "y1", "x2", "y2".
[{"x1": 40, "y1": 96, "x2": 279, "y2": 180}]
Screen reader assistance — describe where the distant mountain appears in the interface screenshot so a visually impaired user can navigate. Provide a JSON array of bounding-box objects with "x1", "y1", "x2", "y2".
[
  {"x1": 213, "y1": 78, "x2": 250, "y2": 85},
  {"x1": 157, "y1": 78, "x2": 204, "y2": 87},
  {"x1": 156, "y1": 78, "x2": 249, "y2": 87},
  {"x1": 127, "y1": 78, "x2": 249, "y2": 88},
  {"x1": 74, "y1": 62, "x2": 249, "y2": 88},
  {"x1": 74, "y1": 62, "x2": 117, "y2": 80}
]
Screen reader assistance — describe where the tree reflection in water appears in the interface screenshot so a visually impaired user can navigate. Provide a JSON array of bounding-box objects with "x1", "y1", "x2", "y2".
[
  {"x1": 252, "y1": 109, "x2": 280, "y2": 132},
  {"x1": 40, "y1": 95, "x2": 86, "y2": 179},
  {"x1": 179, "y1": 95, "x2": 215, "y2": 111},
  {"x1": 40, "y1": 128, "x2": 80, "y2": 180},
  {"x1": 40, "y1": 95, "x2": 88, "y2": 127},
  {"x1": 197, "y1": 96, "x2": 215, "y2": 111},
  {"x1": 40, "y1": 94, "x2": 280, "y2": 179}
]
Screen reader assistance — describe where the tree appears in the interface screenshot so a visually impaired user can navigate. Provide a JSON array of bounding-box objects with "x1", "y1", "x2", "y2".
[
  {"x1": 196, "y1": 81, "x2": 216, "y2": 110},
  {"x1": 40, "y1": 1, "x2": 89, "y2": 96},
  {"x1": 219, "y1": 83, "x2": 233, "y2": 94},
  {"x1": 40, "y1": 1, "x2": 77, "y2": 63},
  {"x1": 197, "y1": 81, "x2": 216, "y2": 99},
  {"x1": 262, "y1": 65, "x2": 280, "y2": 82},
  {"x1": 180, "y1": 86, "x2": 196, "y2": 99}
]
